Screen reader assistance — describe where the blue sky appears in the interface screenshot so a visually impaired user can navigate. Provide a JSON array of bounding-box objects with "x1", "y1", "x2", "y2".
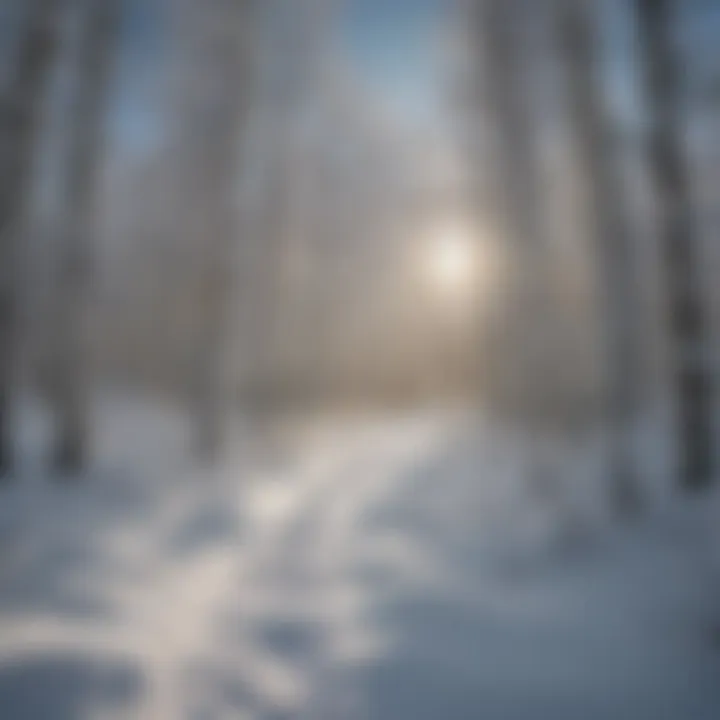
[
  {"x1": 111, "y1": 0, "x2": 720, "y2": 158},
  {"x1": 111, "y1": 0, "x2": 451, "y2": 155},
  {"x1": 109, "y1": 0, "x2": 162, "y2": 157},
  {"x1": 340, "y1": 0, "x2": 447, "y2": 118}
]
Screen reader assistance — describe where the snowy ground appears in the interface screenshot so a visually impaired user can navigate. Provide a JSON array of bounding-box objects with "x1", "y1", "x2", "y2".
[{"x1": 0, "y1": 397, "x2": 719, "y2": 719}]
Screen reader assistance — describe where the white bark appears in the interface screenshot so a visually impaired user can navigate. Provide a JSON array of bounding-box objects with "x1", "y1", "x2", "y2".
[
  {"x1": 168, "y1": 0, "x2": 254, "y2": 462},
  {"x1": 554, "y1": 0, "x2": 643, "y2": 512}
]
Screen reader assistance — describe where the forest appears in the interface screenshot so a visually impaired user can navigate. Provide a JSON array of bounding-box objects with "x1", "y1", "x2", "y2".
[{"x1": 0, "y1": 0, "x2": 718, "y2": 718}]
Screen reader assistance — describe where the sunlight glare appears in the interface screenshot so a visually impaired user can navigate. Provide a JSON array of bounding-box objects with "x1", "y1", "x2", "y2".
[{"x1": 421, "y1": 223, "x2": 478, "y2": 302}]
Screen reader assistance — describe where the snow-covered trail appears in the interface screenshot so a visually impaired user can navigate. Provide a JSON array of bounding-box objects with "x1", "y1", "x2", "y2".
[
  {"x1": 0, "y1": 402, "x2": 718, "y2": 719},
  {"x1": 0, "y1": 405, "x2": 459, "y2": 718}
]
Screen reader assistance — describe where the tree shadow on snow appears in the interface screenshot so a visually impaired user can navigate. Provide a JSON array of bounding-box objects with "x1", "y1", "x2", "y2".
[
  {"x1": 0, "y1": 466, "x2": 155, "y2": 622},
  {"x1": 0, "y1": 653, "x2": 144, "y2": 720}
]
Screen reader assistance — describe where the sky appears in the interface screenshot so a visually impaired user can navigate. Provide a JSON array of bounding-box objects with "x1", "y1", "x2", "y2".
[
  {"x1": 109, "y1": 0, "x2": 162, "y2": 157},
  {"x1": 110, "y1": 0, "x2": 452, "y2": 158},
  {"x1": 341, "y1": 0, "x2": 448, "y2": 122},
  {"x1": 107, "y1": 0, "x2": 719, "y2": 162}
]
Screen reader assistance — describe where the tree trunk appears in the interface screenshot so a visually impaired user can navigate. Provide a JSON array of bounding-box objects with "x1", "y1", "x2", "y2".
[
  {"x1": 169, "y1": 0, "x2": 252, "y2": 463},
  {"x1": 0, "y1": 0, "x2": 64, "y2": 475},
  {"x1": 470, "y1": 0, "x2": 562, "y2": 497},
  {"x1": 471, "y1": 0, "x2": 545, "y2": 266},
  {"x1": 554, "y1": 0, "x2": 642, "y2": 513},
  {"x1": 51, "y1": 0, "x2": 120, "y2": 475},
  {"x1": 636, "y1": 0, "x2": 714, "y2": 490}
]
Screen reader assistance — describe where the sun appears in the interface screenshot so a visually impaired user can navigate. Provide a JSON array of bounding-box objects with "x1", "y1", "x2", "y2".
[{"x1": 421, "y1": 223, "x2": 478, "y2": 301}]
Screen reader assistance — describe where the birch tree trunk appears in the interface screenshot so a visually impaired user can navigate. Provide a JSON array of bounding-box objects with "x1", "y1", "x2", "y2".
[
  {"x1": 472, "y1": 0, "x2": 554, "y2": 411},
  {"x1": 51, "y1": 0, "x2": 120, "y2": 474},
  {"x1": 169, "y1": 0, "x2": 252, "y2": 462},
  {"x1": 636, "y1": 0, "x2": 714, "y2": 489},
  {"x1": 554, "y1": 0, "x2": 642, "y2": 513},
  {"x1": 470, "y1": 0, "x2": 563, "y2": 496},
  {"x1": 471, "y1": 0, "x2": 546, "y2": 275},
  {"x1": 0, "y1": 0, "x2": 64, "y2": 474}
]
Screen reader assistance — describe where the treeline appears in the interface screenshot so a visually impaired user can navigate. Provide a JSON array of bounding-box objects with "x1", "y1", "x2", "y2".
[{"x1": 0, "y1": 0, "x2": 716, "y2": 498}]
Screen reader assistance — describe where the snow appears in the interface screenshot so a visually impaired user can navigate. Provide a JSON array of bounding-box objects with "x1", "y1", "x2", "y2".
[{"x1": 0, "y1": 396, "x2": 718, "y2": 719}]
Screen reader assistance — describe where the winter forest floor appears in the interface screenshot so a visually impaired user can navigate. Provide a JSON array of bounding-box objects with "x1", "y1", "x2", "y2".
[{"x1": 0, "y1": 396, "x2": 719, "y2": 719}]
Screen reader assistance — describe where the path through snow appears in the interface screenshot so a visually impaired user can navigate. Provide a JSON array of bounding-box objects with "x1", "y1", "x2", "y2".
[{"x1": 0, "y1": 400, "x2": 718, "y2": 719}]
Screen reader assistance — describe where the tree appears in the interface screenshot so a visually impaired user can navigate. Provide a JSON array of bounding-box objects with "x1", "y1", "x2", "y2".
[
  {"x1": 49, "y1": 0, "x2": 121, "y2": 474},
  {"x1": 469, "y1": 0, "x2": 549, "y2": 411},
  {"x1": 469, "y1": 0, "x2": 573, "y2": 498},
  {"x1": 635, "y1": 0, "x2": 714, "y2": 489},
  {"x1": 168, "y1": 0, "x2": 254, "y2": 462},
  {"x1": 554, "y1": 0, "x2": 642, "y2": 512},
  {"x1": 0, "y1": 0, "x2": 65, "y2": 474}
]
